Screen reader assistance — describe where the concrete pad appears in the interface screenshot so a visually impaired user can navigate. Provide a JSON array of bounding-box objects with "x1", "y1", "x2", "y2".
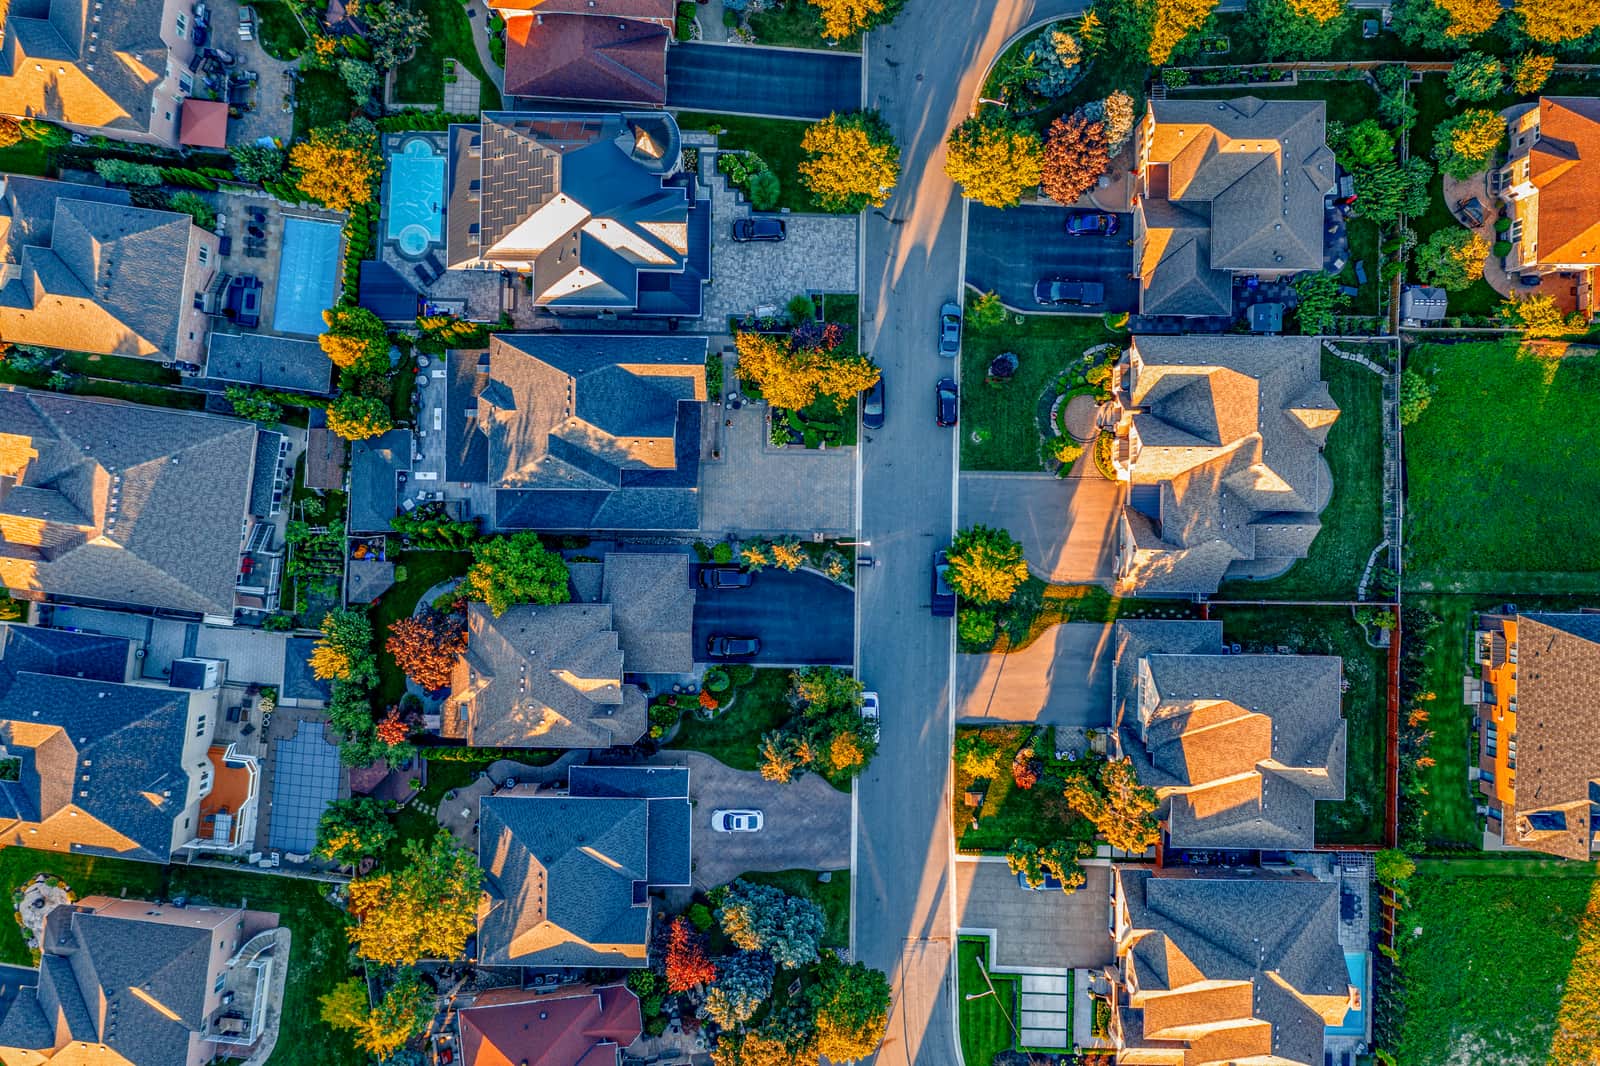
[
  {"x1": 1022, "y1": 975, "x2": 1070, "y2": 995},
  {"x1": 1021, "y1": 1010, "x2": 1069, "y2": 1029},
  {"x1": 955, "y1": 860, "x2": 1116, "y2": 971},
  {"x1": 1021, "y1": 1028, "x2": 1070, "y2": 1048},
  {"x1": 957, "y1": 622, "x2": 1116, "y2": 730},
  {"x1": 959, "y1": 471, "x2": 1125, "y2": 584},
  {"x1": 1021, "y1": 993, "x2": 1070, "y2": 1012}
]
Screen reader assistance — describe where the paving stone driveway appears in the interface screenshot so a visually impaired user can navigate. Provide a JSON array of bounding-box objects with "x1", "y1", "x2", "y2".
[
  {"x1": 700, "y1": 403, "x2": 854, "y2": 536},
  {"x1": 956, "y1": 622, "x2": 1115, "y2": 730},
  {"x1": 958, "y1": 470, "x2": 1124, "y2": 584},
  {"x1": 955, "y1": 859, "x2": 1115, "y2": 971},
  {"x1": 650, "y1": 750, "x2": 850, "y2": 890}
]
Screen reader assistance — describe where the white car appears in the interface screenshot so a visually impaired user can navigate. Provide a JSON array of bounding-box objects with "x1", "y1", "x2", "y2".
[
  {"x1": 712, "y1": 809, "x2": 764, "y2": 833},
  {"x1": 860, "y1": 691, "x2": 880, "y2": 741}
]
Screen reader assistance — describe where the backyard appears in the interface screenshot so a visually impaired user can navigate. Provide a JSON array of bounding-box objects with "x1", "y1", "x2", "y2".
[
  {"x1": 1407, "y1": 74, "x2": 1502, "y2": 317},
  {"x1": 1403, "y1": 340, "x2": 1600, "y2": 593},
  {"x1": 1389, "y1": 862, "x2": 1600, "y2": 1066},
  {"x1": 950, "y1": 724, "x2": 1098, "y2": 855},
  {"x1": 958, "y1": 936, "x2": 1020, "y2": 1066},
  {"x1": 1405, "y1": 596, "x2": 1482, "y2": 851},
  {"x1": 1209, "y1": 605, "x2": 1387, "y2": 845},
  {"x1": 394, "y1": 0, "x2": 502, "y2": 110},
  {"x1": 368, "y1": 549, "x2": 472, "y2": 707},
  {"x1": 292, "y1": 69, "x2": 356, "y2": 140}
]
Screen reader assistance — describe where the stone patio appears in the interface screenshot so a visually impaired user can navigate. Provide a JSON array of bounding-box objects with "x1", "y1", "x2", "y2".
[
  {"x1": 207, "y1": 0, "x2": 296, "y2": 149},
  {"x1": 699, "y1": 398, "x2": 854, "y2": 537}
]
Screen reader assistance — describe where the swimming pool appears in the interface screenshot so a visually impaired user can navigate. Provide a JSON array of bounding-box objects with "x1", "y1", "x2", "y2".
[
  {"x1": 272, "y1": 216, "x2": 341, "y2": 336},
  {"x1": 1326, "y1": 951, "x2": 1369, "y2": 1037},
  {"x1": 385, "y1": 136, "x2": 445, "y2": 257}
]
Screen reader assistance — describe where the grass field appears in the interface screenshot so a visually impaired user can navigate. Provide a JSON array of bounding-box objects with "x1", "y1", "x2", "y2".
[
  {"x1": 666, "y1": 668, "x2": 791, "y2": 771},
  {"x1": 958, "y1": 937, "x2": 1020, "y2": 1066},
  {"x1": 292, "y1": 69, "x2": 355, "y2": 140},
  {"x1": 1406, "y1": 596, "x2": 1482, "y2": 850},
  {"x1": 673, "y1": 112, "x2": 831, "y2": 215},
  {"x1": 1219, "y1": 348, "x2": 1387, "y2": 601},
  {"x1": 368, "y1": 550, "x2": 472, "y2": 707},
  {"x1": 1210, "y1": 605, "x2": 1386, "y2": 845},
  {"x1": 745, "y1": 0, "x2": 861, "y2": 49},
  {"x1": 395, "y1": 0, "x2": 502, "y2": 110},
  {"x1": 0, "y1": 137, "x2": 53, "y2": 176},
  {"x1": 1392, "y1": 866, "x2": 1600, "y2": 1066},
  {"x1": 958, "y1": 303, "x2": 1120, "y2": 472},
  {"x1": 737, "y1": 869, "x2": 851, "y2": 947},
  {"x1": 254, "y1": 0, "x2": 308, "y2": 61},
  {"x1": 1403, "y1": 340, "x2": 1600, "y2": 592},
  {"x1": 951, "y1": 725, "x2": 1098, "y2": 854}
]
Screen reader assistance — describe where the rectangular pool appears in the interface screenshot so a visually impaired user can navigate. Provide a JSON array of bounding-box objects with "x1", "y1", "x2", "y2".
[
  {"x1": 1326, "y1": 951, "x2": 1369, "y2": 1037},
  {"x1": 385, "y1": 136, "x2": 445, "y2": 254},
  {"x1": 272, "y1": 216, "x2": 341, "y2": 336}
]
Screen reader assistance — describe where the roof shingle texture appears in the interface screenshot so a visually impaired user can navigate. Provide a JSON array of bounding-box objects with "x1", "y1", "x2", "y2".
[
  {"x1": 459, "y1": 984, "x2": 643, "y2": 1066},
  {"x1": 1523, "y1": 97, "x2": 1600, "y2": 267},
  {"x1": 503, "y1": 14, "x2": 668, "y2": 105}
]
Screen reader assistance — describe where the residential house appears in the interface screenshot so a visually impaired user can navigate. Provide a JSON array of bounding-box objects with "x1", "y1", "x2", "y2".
[
  {"x1": 0, "y1": 895, "x2": 284, "y2": 1066},
  {"x1": 1472, "y1": 610, "x2": 1600, "y2": 859},
  {"x1": 493, "y1": 0, "x2": 672, "y2": 107},
  {"x1": 477, "y1": 764, "x2": 692, "y2": 968},
  {"x1": 0, "y1": 622, "x2": 260, "y2": 862},
  {"x1": 346, "y1": 428, "x2": 414, "y2": 534},
  {"x1": 1497, "y1": 97, "x2": 1600, "y2": 317},
  {"x1": 0, "y1": 0, "x2": 199, "y2": 147},
  {"x1": 1106, "y1": 335, "x2": 1339, "y2": 595},
  {"x1": 454, "y1": 984, "x2": 642, "y2": 1066},
  {"x1": 1111, "y1": 620, "x2": 1347, "y2": 851},
  {"x1": 1109, "y1": 867, "x2": 1354, "y2": 1065},
  {"x1": 0, "y1": 388, "x2": 289, "y2": 623},
  {"x1": 0, "y1": 174, "x2": 219, "y2": 363},
  {"x1": 444, "y1": 334, "x2": 708, "y2": 531},
  {"x1": 1133, "y1": 97, "x2": 1335, "y2": 317},
  {"x1": 444, "y1": 111, "x2": 709, "y2": 317},
  {"x1": 202, "y1": 334, "x2": 335, "y2": 397}
]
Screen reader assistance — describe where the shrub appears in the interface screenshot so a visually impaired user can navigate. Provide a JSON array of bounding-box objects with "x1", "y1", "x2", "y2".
[
  {"x1": 704, "y1": 666, "x2": 732, "y2": 693},
  {"x1": 711, "y1": 542, "x2": 734, "y2": 564},
  {"x1": 957, "y1": 609, "x2": 997, "y2": 647},
  {"x1": 746, "y1": 168, "x2": 780, "y2": 210}
]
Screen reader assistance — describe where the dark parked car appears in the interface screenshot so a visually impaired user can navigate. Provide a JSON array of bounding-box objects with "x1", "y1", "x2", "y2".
[
  {"x1": 731, "y1": 218, "x2": 786, "y2": 242},
  {"x1": 931, "y1": 551, "x2": 956, "y2": 617},
  {"x1": 938, "y1": 300, "x2": 962, "y2": 357},
  {"x1": 1065, "y1": 210, "x2": 1119, "y2": 236},
  {"x1": 706, "y1": 635, "x2": 761, "y2": 658},
  {"x1": 862, "y1": 376, "x2": 885, "y2": 430},
  {"x1": 935, "y1": 376, "x2": 958, "y2": 427},
  {"x1": 1034, "y1": 278, "x2": 1106, "y2": 306},
  {"x1": 698, "y1": 567, "x2": 753, "y2": 590}
]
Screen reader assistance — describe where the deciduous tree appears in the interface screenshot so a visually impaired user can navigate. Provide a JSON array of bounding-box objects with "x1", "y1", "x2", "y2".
[
  {"x1": 315, "y1": 796, "x2": 396, "y2": 866},
  {"x1": 733, "y1": 331, "x2": 879, "y2": 411},
  {"x1": 1438, "y1": 0, "x2": 1503, "y2": 35},
  {"x1": 1352, "y1": 158, "x2": 1431, "y2": 225},
  {"x1": 224, "y1": 386, "x2": 282, "y2": 426},
  {"x1": 665, "y1": 916, "x2": 717, "y2": 991},
  {"x1": 758, "y1": 731, "x2": 801, "y2": 783},
  {"x1": 289, "y1": 124, "x2": 378, "y2": 211},
  {"x1": 944, "y1": 111, "x2": 1043, "y2": 209},
  {"x1": 319, "y1": 970, "x2": 432, "y2": 1059},
  {"x1": 1447, "y1": 52, "x2": 1504, "y2": 102},
  {"x1": 1415, "y1": 229, "x2": 1491, "y2": 290},
  {"x1": 703, "y1": 951, "x2": 777, "y2": 1027},
  {"x1": 366, "y1": 1, "x2": 429, "y2": 67},
  {"x1": 1501, "y1": 292, "x2": 1580, "y2": 337},
  {"x1": 1062, "y1": 757, "x2": 1161, "y2": 853},
  {"x1": 718, "y1": 880, "x2": 828, "y2": 970},
  {"x1": 946, "y1": 524, "x2": 1031, "y2": 606},
  {"x1": 1511, "y1": 52, "x2": 1555, "y2": 94},
  {"x1": 461, "y1": 532, "x2": 571, "y2": 616},
  {"x1": 0, "y1": 117, "x2": 19, "y2": 149},
  {"x1": 805, "y1": 0, "x2": 903, "y2": 40},
  {"x1": 1241, "y1": 0, "x2": 1352, "y2": 59},
  {"x1": 1149, "y1": 0, "x2": 1218, "y2": 62},
  {"x1": 385, "y1": 610, "x2": 467, "y2": 690},
  {"x1": 1516, "y1": 0, "x2": 1600, "y2": 41},
  {"x1": 1338, "y1": 119, "x2": 1396, "y2": 167},
  {"x1": 1432, "y1": 109, "x2": 1506, "y2": 179},
  {"x1": 1092, "y1": 90, "x2": 1137, "y2": 154},
  {"x1": 1291, "y1": 271, "x2": 1349, "y2": 335},
  {"x1": 327, "y1": 394, "x2": 394, "y2": 442},
  {"x1": 312, "y1": 609, "x2": 378, "y2": 686},
  {"x1": 1398, "y1": 368, "x2": 1436, "y2": 426},
  {"x1": 232, "y1": 143, "x2": 285, "y2": 183},
  {"x1": 1007, "y1": 837, "x2": 1091, "y2": 891},
  {"x1": 800, "y1": 110, "x2": 901, "y2": 212},
  {"x1": 1374, "y1": 848, "x2": 1417, "y2": 885},
  {"x1": 810, "y1": 957, "x2": 891, "y2": 1063},
  {"x1": 1041, "y1": 115, "x2": 1109, "y2": 206},
  {"x1": 347, "y1": 830, "x2": 481, "y2": 964}
]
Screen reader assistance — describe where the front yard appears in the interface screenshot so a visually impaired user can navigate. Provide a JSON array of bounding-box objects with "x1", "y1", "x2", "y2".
[
  {"x1": 958, "y1": 937, "x2": 1021, "y2": 1066},
  {"x1": 950, "y1": 724, "x2": 1098, "y2": 855},
  {"x1": 674, "y1": 112, "x2": 838, "y2": 215},
  {"x1": 1403, "y1": 340, "x2": 1600, "y2": 593},
  {"x1": 665, "y1": 667, "x2": 789, "y2": 772},
  {"x1": 736, "y1": 869, "x2": 851, "y2": 947}
]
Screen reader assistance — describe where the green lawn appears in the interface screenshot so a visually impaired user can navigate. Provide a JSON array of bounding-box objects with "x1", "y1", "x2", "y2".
[
  {"x1": 1390, "y1": 867, "x2": 1600, "y2": 1066},
  {"x1": 0, "y1": 137, "x2": 53, "y2": 176},
  {"x1": 61, "y1": 351, "x2": 180, "y2": 384},
  {"x1": 958, "y1": 937, "x2": 1020, "y2": 1066},
  {"x1": 254, "y1": 0, "x2": 308, "y2": 61},
  {"x1": 1169, "y1": 76, "x2": 1379, "y2": 131},
  {"x1": 394, "y1": 0, "x2": 503, "y2": 110},
  {"x1": 957, "y1": 301, "x2": 1120, "y2": 472},
  {"x1": 368, "y1": 550, "x2": 472, "y2": 707},
  {"x1": 292, "y1": 69, "x2": 356, "y2": 140},
  {"x1": 1218, "y1": 348, "x2": 1386, "y2": 601},
  {"x1": 1403, "y1": 340, "x2": 1600, "y2": 592},
  {"x1": 1338, "y1": 218, "x2": 1383, "y2": 318},
  {"x1": 1209, "y1": 605, "x2": 1386, "y2": 845},
  {"x1": 745, "y1": 0, "x2": 861, "y2": 50},
  {"x1": 1405, "y1": 596, "x2": 1482, "y2": 850},
  {"x1": 0, "y1": 850, "x2": 360, "y2": 1066},
  {"x1": 952, "y1": 725, "x2": 1098, "y2": 854},
  {"x1": 736, "y1": 869, "x2": 851, "y2": 948},
  {"x1": 673, "y1": 112, "x2": 838, "y2": 214},
  {"x1": 666, "y1": 668, "x2": 791, "y2": 771}
]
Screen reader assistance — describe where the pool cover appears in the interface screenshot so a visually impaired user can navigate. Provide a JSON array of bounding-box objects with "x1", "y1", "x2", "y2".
[
  {"x1": 267, "y1": 719, "x2": 342, "y2": 853},
  {"x1": 272, "y1": 216, "x2": 341, "y2": 336}
]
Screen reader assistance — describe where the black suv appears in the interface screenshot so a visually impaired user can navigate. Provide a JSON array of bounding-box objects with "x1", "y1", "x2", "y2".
[{"x1": 731, "y1": 218, "x2": 786, "y2": 242}]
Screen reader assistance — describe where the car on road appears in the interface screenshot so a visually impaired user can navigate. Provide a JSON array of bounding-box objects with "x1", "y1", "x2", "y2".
[
  {"x1": 935, "y1": 377, "x2": 958, "y2": 427},
  {"x1": 1017, "y1": 869, "x2": 1067, "y2": 891},
  {"x1": 860, "y1": 690, "x2": 880, "y2": 741},
  {"x1": 706, "y1": 634, "x2": 761, "y2": 658},
  {"x1": 1065, "y1": 210, "x2": 1120, "y2": 236},
  {"x1": 731, "y1": 217, "x2": 786, "y2": 242},
  {"x1": 931, "y1": 551, "x2": 956, "y2": 617},
  {"x1": 1034, "y1": 278, "x2": 1106, "y2": 306},
  {"x1": 862, "y1": 376, "x2": 885, "y2": 430},
  {"x1": 939, "y1": 301, "x2": 962, "y2": 357},
  {"x1": 698, "y1": 567, "x2": 753, "y2": 590},
  {"x1": 712, "y1": 809, "x2": 764, "y2": 833}
]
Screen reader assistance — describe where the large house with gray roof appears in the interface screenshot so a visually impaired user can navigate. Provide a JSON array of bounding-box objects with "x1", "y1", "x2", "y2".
[
  {"x1": 0, "y1": 174, "x2": 220, "y2": 362},
  {"x1": 1107, "y1": 335, "x2": 1339, "y2": 595},
  {"x1": 444, "y1": 333, "x2": 708, "y2": 532},
  {"x1": 1110, "y1": 867, "x2": 1353, "y2": 1065},
  {"x1": 0, "y1": 0, "x2": 200, "y2": 147},
  {"x1": 1133, "y1": 97, "x2": 1335, "y2": 317},
  {"x1": 478, "y1": 765, "x2": 691, "y2": 968},
  {"x1": 0, "y1": 894, "x2": 284, "y2": 1066},
  {"x1": 1112, "y1": 620, "x2": 1346, "y2": 851},
  {"x1": 444, "y1": 111, "x2": 708, "y2": 317},
  {"x1": 0, "y1": 388, "x2": 286, "y2": 624}
]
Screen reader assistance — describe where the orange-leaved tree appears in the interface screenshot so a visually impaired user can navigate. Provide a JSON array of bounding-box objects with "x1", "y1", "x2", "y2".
[
  {"x1": 385, "y1": 610, "x2": 466, "y2": 691},
  {"x1": 664, "y1": 916, "x2": 717, "y2": 992},
  {"x1": 1041, "y1": 114, "x2": 1109, "y2": 206}
]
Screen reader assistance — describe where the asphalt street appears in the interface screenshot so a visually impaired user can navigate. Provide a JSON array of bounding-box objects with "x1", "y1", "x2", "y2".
[
  {"x1": 966, "y1": 204, "x2": 1139, "y2": 312},
  {"x1": 666, "y1": 43, "x2": 862, "y2": 119},
  {"x1": 691, "y1": 567, "x2": 854, "y2": 666}
]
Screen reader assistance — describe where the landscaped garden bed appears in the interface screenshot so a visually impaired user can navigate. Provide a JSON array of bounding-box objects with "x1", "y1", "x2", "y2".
[{"x1": 951, "y1": 724, "x2": 1098, "y2": 855}]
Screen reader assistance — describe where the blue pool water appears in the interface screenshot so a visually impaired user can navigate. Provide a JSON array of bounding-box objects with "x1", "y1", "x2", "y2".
[
  {"x1": 1326, "y1": 951, "x2": 1369, "y2": 1037},
  {"x1": 385, "y1": 136, "x2": 445, "y2": 253},
  {"x1": 272, "y1": 216, "x2": 341, "y2": 336}
]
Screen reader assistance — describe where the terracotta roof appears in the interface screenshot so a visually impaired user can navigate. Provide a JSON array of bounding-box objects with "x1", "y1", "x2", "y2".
[
  {"x1": 178, "y1": 99, "x2": 228, "y2": 149},
  {"x1": 1527, "y1": 97, "x2": 1600, "y2": 267},
  {"x1": 503, "y1": 14, "x2": 668, "y2": 106},
  {"x1": 460, "y1": 985, "x2": 642, "y2": 1066},
  {"x1": 489, "y1": 0, "x2": 674, "y2": 21}
]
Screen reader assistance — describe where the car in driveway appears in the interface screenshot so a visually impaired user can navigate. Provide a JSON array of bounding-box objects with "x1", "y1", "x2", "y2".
[
  {"x1": 1065, "y1": 210, "x2": 1120, "y2": 236},
  {"x1": 935, "y1": 377, "x2": 958, "y2": 427},
  {"x1": 706, "y1": 634, "x2": 761, "y2": 658},
  {"x1": 698, "y1": 567, "x2": 753, "y2": 590},
  {"x1": 712, "y1": 809, "x2": 764, "y2": 833},
  {"x1": 1034, "y1": 278, "x2": 1105, "y2": 306},
  {"x1": 860, "y1": 690, "x2": 880, "y2": 741},
  {"x1": 931, "y1": 551, "x2": 956, "y2": 617},
  {"x1": 731, "y1": 217, "x2": 786, "y2": 242},
  {"x1": 862, "y1": 376, "x2": 885, "y2": 430},
  {"x1": 939, "y1": 301, "x2": 962, "y2": 356}
]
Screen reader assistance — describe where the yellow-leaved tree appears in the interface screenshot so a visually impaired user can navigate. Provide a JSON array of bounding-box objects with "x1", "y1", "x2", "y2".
[
  {"x1": 944, "y1": 110, "x2": 1043, "y2": 209},
  {"x1": 733, "y1": 331, "x2": 879, "y2": 411},
  {"x1": 799, "y1": 110, "x2": 901, "y2": 212},
  {"x1": 288, "y1": 123, "x2": 378, "y2": 212},
  {"x1": 806, "y1": 0, "x2": 902, "y2": 40},
  {"x1": 1516, "y1": 0, "x2": 1600, "y2": 40},
  {"x1": 946, "y1": 524, "x2": 1031, "y2": 606},
  {"x1": 1436, "y1": 0, "x2": 1502, "y2": 36},
  {"x1": 347, "y1": 830, "x2": 481, "y2": 965},
  {"x1": 326, "y1": 394, "x2": 394, "y2": 442},
  {"x1": 1149, "y1": 0, "x2": 1219, "y2": 63}
]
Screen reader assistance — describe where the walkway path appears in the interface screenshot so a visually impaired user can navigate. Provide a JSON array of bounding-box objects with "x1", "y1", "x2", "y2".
[
  {"x1": 700, "y1": 0, "x2": 729, "y2": 41},
  {"x1": 465, "y1": 0, "x2": 506, "y2": 94}
]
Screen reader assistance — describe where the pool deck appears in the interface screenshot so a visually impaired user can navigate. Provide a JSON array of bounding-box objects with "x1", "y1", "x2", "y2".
[{"x1": 209, "y1": 190, "x2": 345, "y2": 350}]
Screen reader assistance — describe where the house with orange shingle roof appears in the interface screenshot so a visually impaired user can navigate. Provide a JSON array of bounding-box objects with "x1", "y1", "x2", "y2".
[{"x1": 1497, "y1": 97, "x2": 1600, "y2": 318}]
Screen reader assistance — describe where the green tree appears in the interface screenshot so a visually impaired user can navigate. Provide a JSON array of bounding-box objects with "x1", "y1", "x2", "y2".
[
  {"x1": 319, "y1": 970, "x2": 432, "y2": 1059},
  {"x1": 347, "y1": 830, "x2": 482, "y2": 964},
  {"x1": 339, "y1": 57, "x2": 379, "y2": 99},
  {"x1": 168, "y1": 191, "x2": 217, "y2": 231},
  {"x1": 799, "y1": 110, "x2": 900, "y2": 212},
  {"x1": 810, "y1": 957, "x2": 891, "y2": 1063},
  {"x1": 1339, "y1": 119, "x2": 1396, "y2": 167},
  {"x1": 968, "y1": 290, "x2": 1006, "y2": 331},
  {"x1": 944, "y1": 110, "x2": 1043, "y2": 209},
  {"x1": 1447, "y1": 52, "x2": 1504, "y2": 102},
  {"x1": 702, "y1": 950, "x2": 777, "y2": 1027},
  {"x1": 312, "y1": 609, "x2": 378, "y2": 686},
  {"x1": 1007, "y1": 838, "x2": 1091, "y2": 892},
  {"x1": 1241, "y1": 0, "x2": 1353, "y2": 59},
  {"x1": 224, "y1": 386, "x2": 282, "y2": 426},
  {"x1": 1062, "y1": 757, "x2": 1161, "y2": 853},
  {"x1": 327, "y1": 394, "x2": 394, "y2": 441},
  {"x1": 1510, "y1": 52, "x2": 1555, "y2": 94},
  {"x1": 461, "y1": 532, "x2": 571, "y2": 616},
  {"x1": 315, "y1": 796, "x2": 396, "y2": 866},
  {"x1": 366, "y1": 1, "x2": 430, "y2": 67},
  {"x1": 1352, "y1": 158, "x2": 1432, "y2": 224},
  {"x1": 1373, "y1": 64, "x2": 1417, "y2": 133},
  {"x1": 718, "y1": 880, "x2": 827, "y2": 969},
  {"x1": 1291, "y1": 272, "x2": 1349, "y2": 335},
  {"x1": 1374, "y1": 848, "x2": 1417, "y2": 885},
  {"x1": 1398, "y1": 368, "x2": 1436, "y2": 426},
  {"x1": 1415, "y1": 228, "x2": 1491, "y2": 290},
  {"x1": 1433, "y1": 109, "x2": 1505, "y2": 180},
  {"x1": 1501, "y1": 292, "x2": 1579, "y2": 337},
  {"x1": 1018, "y1": 23, "x2": 1083, "y2": 96},
  {"x1": 92, "y1": 158, "x2": 163, "y2": 185},
  {"x1": 946, "y1": 525, "x2": 1030, "y2": 605}
]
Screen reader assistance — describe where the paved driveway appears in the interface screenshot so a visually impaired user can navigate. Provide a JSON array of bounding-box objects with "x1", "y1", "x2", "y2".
[
  {"x1": 956, "y1": 622, "x2": 1115, "y2": 730},
  {"x1": 966, "y1": 204, "x2": 1138, "y2": 312},
  {"x1": 651, "y1": 751, "x2": 850, "y2": 889},
  {"x1": 692, "y1": 566, "x2": 854, "y2": 666},
  {"x1": 955, "y1": 860, "x2": 1115, "y2": 971},
  {"x1": 959, "y1": 470, "x2": 1124, "y2": 584},
  {"x1": 667, "y1": 43, "x2": 861, "y2": 119},
  {"x1": 699, "y1": 402, "x2": 855, "y2": 536}
]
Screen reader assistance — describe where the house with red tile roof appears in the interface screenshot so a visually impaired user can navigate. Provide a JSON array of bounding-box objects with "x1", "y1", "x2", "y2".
[
  {"x1": 1498, "y1": 97, "x2": 1600, "y2": 318},
  {"x1": 490, "y1": 0, "x2": 672, "y2": 107},
  {"x1": 455, "y1": 984, "x2": 642, "y2": 1066}
]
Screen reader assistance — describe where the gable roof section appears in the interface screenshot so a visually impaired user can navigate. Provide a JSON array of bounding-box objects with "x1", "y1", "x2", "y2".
[
  {"x1": 599, "y1": 552, "x2": 694, "y2": 674},
  {"x1": 1527, "y1": 97, "x2": 1600, "y2": 266},
  {"x1": 503, "y1": 14, "x2": 668, "y2": 106},
  {"x1": 460, "y1": 984, "x2": 643, "y2": 1066},
  {"x1": 204, "y1": 333, "x2": 335, "y2": 395},
  {"x1": 347, "y1": 428, "x2": 412, "y2": 532},
  {"x1": 0, "y1": 389, "x2": 258, "y2": 618},
  {"x1": 489, "y1": 0, "x2": 675, "y2": 19},
  {"x1": 0, "y1": 622, "x2": 129, "y2": 688}
]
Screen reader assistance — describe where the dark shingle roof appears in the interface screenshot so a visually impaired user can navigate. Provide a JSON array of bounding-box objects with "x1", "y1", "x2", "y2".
[
  {"x1": 204, "y1": 333, "x2": 335, "y2": 395},
  {"x1": 600, "y1": 553, "x2": 693, "y2": 674},
  {"x1": 0, "y1": 623, "x2": 129, "y2": 689},
  {"x1": 347, "y1": 428, "x2": 413, "y2": 532}
]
